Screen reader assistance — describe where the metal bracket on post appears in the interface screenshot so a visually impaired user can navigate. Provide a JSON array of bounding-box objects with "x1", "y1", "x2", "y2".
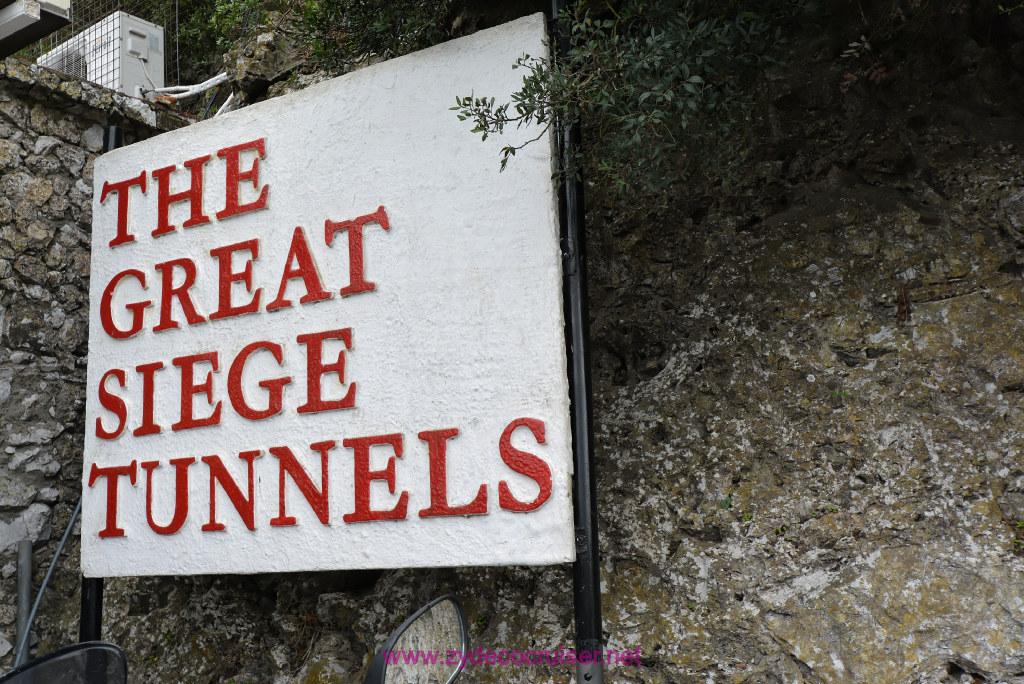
[
  {"x1": 552, "y1": 2, "x2": 604, "y2": 682},
  {"x1": 80, "y1": 124, "x2": 124, "y2": 644},
  {"x1": 560, "y1": 237, "x2": 578, "y2": 276}
]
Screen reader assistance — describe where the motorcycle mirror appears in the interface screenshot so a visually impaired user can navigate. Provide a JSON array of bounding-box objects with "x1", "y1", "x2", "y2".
[
  {"x1": 363, "y1": 595, "x2": 468, "y2": 684},
  {"x1": 0, "y1": 641, "x2": 127, "y2": 684}
]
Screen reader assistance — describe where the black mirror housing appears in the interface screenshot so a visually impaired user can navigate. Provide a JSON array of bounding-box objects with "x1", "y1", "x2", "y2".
[{"x1": 363, "y1": 595, "x2": 468, "y2": 684}]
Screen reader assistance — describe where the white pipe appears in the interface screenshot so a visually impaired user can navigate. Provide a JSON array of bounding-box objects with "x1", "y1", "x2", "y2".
[
  {"x1": 214, "y1": 91, "x2": 235, "y2": 117},
  {"x1": 147, "y1": 72, "x2": 229, "y2": 99}
]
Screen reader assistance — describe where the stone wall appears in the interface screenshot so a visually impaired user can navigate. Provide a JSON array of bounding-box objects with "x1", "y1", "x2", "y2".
[{"x1": 0, "y1": 58, "x2": 179, "y2": 667}]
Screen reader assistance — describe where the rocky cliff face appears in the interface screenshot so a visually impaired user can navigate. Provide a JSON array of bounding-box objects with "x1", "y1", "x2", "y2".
[
  {"x1": 581, "y1": 9, "x2": 1024, "y2": 681},
  {"x1": 5, "y1": 5, "x2": 1024, "y2": 684}
]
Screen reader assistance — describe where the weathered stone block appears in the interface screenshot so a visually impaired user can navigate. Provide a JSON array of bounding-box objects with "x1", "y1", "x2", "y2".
[
  {"x1": 0, "y1": 140, "x2": 21, "y2": 170},
  {"x1": 0, "y1": 479, "x2": 34, "y2": 509},
  {"x1": 0, "y1": 503, "x2": 51, "y2": 553}
]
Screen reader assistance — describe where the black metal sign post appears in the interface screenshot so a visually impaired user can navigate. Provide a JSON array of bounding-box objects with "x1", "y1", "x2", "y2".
[
  {"x1": 552, "y1": 2, "x2": 604, "y2": 682},
  {"x1": 79, "y1": 577, "x2": 102, "y2": 642},
  {"x1": 80, "y1": 124, "x2": 124, "y2": 644}
]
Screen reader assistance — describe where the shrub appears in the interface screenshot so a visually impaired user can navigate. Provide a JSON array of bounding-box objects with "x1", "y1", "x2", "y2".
[
  {"x1": 455, "y1": 1, "x2": 812, "y2": 196},
  {"x1": 209, "y1": 0, "x2": 811, "y2": 197},
  {"x1": 295, "y1": 0, "x2": 463, "y2": 71}
]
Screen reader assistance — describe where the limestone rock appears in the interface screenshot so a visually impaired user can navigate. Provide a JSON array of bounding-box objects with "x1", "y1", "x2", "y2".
[
  {"x1": 223, "y1": 12, "x2": 305, "y2": 102},
  {"x1": 1001, "y1": 188, "x2": 1024, "y2": 240},
  {"x1": 0, "y1": 479, "x2": 34, "y2": 509},
  {"x1": 0, "y1": 504, "x2": 50, "y2": 552},
  {"x1": 764, "y1": 544, "x2": 1024, "y2": 681}
]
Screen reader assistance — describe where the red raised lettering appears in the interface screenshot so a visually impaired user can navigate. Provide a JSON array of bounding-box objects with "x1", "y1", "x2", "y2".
[
  {"x1": 268, "y1": 441, "x2": 333, "y2": 526},
  {"x1": 151, "y1": 155, "x2": 211, "y2": 237},
  {"x1": 209, "y1": 239, "x2": 262, "y2": 320},
  {"x1": 216, "y1": 138, "x2": 269, "y2": 220},
  {"x1": 417, "y1": 428, "x2": 487, "y2": 517},
  {"x1": 201, "y1": 451, "x2": 259, "y2": 531},
  {"x1": 266, "y1": 226, "x2": 332, "y2": 311},
  {"x1": 99, "y1": 171, "x2": 147, "y2": 247},
  {"x1": 325, "y1": 206, "x2": 390, "y2": 296},
  {"x1": 88, "y1": 461, "x2": 138, "y2": 538},
  {"x1": 342, "y1": 434, "x2": 408, "y2": 522},
  {"x1": 227, "y1": 341, "x2": 291, "y2": 421},
  {"x1": 498, "y1": 418, "x2": 552, "y2": 512},
  {"x1": 171, "y1": 351, "x2": 221, "y2": 431},
  {"x1": 141, "y1": 457, "x2": 195, "y2": 535},
  {"x1": 100, "y1": 269, "x2": 150, "y2": 340},
  {"x1": 95, "y1": 368, "x2": 127, "y2": 439},
  {"x1": 296, "y1": 328, "x2": 355, "y2": 414},
  {"x1": 133, "y1": 361, "x2": 164, "y2": 436},
  {"x1": 153, "y1": 258, "x2": 206, "y2": 332}
]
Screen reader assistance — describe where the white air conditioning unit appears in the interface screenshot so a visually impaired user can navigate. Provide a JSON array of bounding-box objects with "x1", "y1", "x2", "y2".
[{"x1": 37, "y1": 11, "x2": 164, "y2": 98}]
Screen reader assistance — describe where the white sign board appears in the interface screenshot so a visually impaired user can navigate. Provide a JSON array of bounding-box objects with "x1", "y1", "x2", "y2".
[{"x1": 83, "y1": 13, "x2": 573, "y2": 577}]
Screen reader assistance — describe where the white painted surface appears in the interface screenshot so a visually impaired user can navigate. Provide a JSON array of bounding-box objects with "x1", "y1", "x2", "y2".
[{"x1": 84, "y1": 13, "x2": 573, "y2": 577}]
